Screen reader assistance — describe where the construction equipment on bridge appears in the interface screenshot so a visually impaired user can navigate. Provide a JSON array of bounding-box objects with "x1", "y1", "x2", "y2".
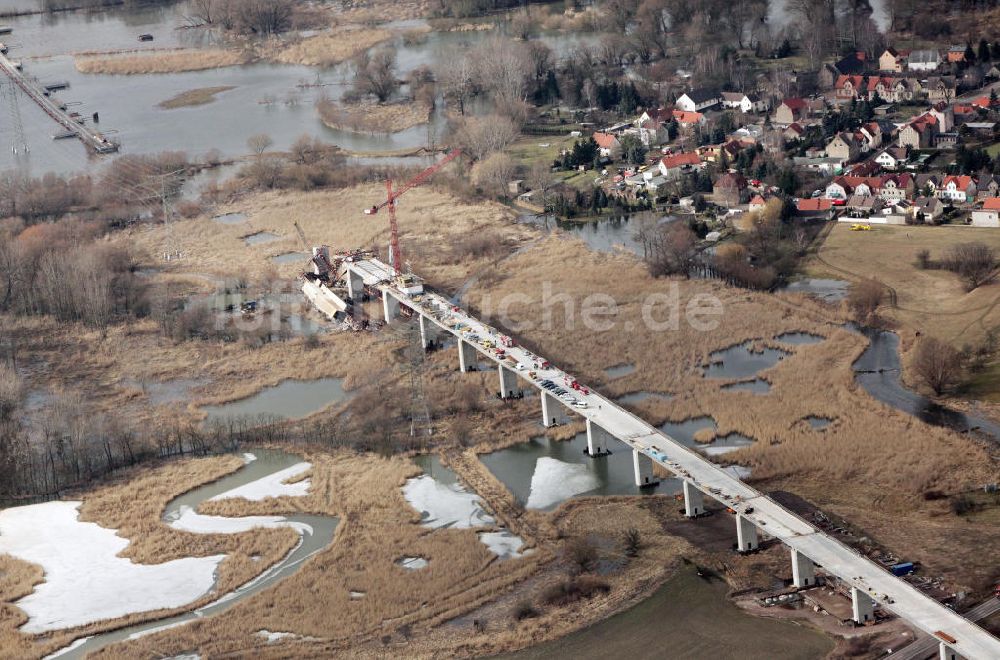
[{"x1": 364, "y1": 148, "x2": 462, "y2": 275}]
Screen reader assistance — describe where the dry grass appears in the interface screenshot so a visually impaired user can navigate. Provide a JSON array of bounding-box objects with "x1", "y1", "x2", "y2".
[
  {"x1": 157, "y1": 86, "x2": 236, "y2": 109},
  {"x1": 75, "y1": 48, "x2": 249, "y2": 74},
  {"x1": 272, "y1": 27, "x2": 393, "y2": 67},
  {"x1": 0, "y1": 454, "x2": 300, "y2": 658},
  {"x1": 459, "y1": 235, "x2": 1000, "y2": 589},
  {"x1": 808, "y1": 223, "x2": 1000, "y2": 348},
  {"x1": 91, "y1": 449, "x2": 547, "y2": 658},
  {"x1": 317, "y1": 99, "x2": 432, "y2": 134}
]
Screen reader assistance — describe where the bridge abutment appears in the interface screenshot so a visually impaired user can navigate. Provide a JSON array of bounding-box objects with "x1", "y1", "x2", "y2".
[
  {"x1": 632, "y1": 449, "x2": 658, "y2": 487},
  {"x1": 851, "y1": 587, "x2": 875, "y2": 624},
  {"x1": 791, "y1": 548, "x2": 816, "y2": 588},
  {"x1": 683, "y1": 480, "x2": 704, "y2": 517}
]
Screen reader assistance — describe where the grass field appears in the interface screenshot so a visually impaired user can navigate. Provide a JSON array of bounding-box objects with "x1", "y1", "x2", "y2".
[
  {"x1": 76, "y1": 49, "x2": 248, "y2": 74},
  {"x1": 157, "y1": 86, "x2": 235, "y2": 109},
  {"x1": 502, "y1": 568, "x2": 834, "y2": 660}
]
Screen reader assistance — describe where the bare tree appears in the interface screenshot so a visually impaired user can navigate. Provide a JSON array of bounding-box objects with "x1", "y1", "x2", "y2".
[
  {"x1": 641, "y1": 221, "x2": 697, "y2": 278},
  {"x1": 435, "y1": 47, "x2": 476, "y2": 115},
  {"x1": 352, "y1": 47, "x2": 399, "y2": 103},
  {"x1": 944, "y1": 242, "x2": 999, "y2": 291},
  {"x1": 247, "y1": 133, "x2": 273, "y2": 157},
  {"x1": 454, "y1": 115, "x2": 519, "y2": 161},
  {"x1": 912, "y1": 336, "x2": 962, "y2": 396},
  {"x1": 848, "y1": 278, "x2": 884, "y2": 322},
  {"x1": 475, "y1": 152, "x2": 516, "y2": 198}
]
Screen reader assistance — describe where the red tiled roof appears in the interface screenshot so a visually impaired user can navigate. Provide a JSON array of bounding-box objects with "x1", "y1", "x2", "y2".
[
  {"x1": 660, "y1": 152, "x2": 701, "y2": 169},
  {"x1": 592, "y1": 132, "x2": 619, "y2": 149},
  {"x1": 781, "y1": 98, "x2": 807, "y2": 110},
  {"x1": 943, "y1": 175, "x2": 975, "y2": 191},
  {"x1": 671, "y1": 110, "x2": 704, "y2": 124},
  {"x1": 797, "y1": 198, "x2": 834, "y2": 212},
  {"x1": 983, "y1": 197, "x2": 1000, "y2": 210}
]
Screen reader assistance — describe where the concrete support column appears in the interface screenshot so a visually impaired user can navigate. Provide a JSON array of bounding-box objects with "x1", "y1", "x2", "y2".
[
  {"x1": 633, "y1": 449, "x2": 658, "y2": 487},
  {"x1": 585, "y1": 419, "x2": 611, "y2": 456},
  {"x1": 736, "y1": 514, "x2": 758, "y2": 553},
  {"x1": 458, "y1": 339, "x2": 478, "y2": 372},
  {"x1": 498, "y1": 365, "x2": 519, "y2": 398},
  {"x1": 382, "y1": 292, "x2": 399, "y2": 323},
  {"x1": 541, "y1": 390, "x2": 558, "y2": 426},
  {"x1": 418, "y1": 315, "x2": 429, "y2": 349},
  {"x1": 939, "y1": 642, "x2": 962, "y2": 660},
  {"x1": 683, "y1": 480, "x2": 704, "y2": 518},
  {"x1": 851, "y1": 587, "x2": 874, "y2": 624},
  {"x1": 791, "y1": 548, "x2": 816, "y2": 588},
  {"x1": 346, "y1": 269, "x2": 364, "y2": 301}
]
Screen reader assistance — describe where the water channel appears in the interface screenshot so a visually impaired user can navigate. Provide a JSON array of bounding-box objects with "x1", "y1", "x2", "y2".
[
  {"x1": 199, "y1": 377, "x2": 349, "y2": 425},
  {"x1": 52, "y1": 448, "x2": 338, "y2": 660}
]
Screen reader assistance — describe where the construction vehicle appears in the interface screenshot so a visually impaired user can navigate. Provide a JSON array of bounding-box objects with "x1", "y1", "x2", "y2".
[{"x1": 364, "y1": 149, "x2": 462, "y2": 276}]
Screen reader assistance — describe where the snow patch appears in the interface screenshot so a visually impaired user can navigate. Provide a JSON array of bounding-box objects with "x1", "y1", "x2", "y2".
[
  {"x1": 166, "y1": 505, "x2": 312, "y2": 535},
  {"x1": 525, "y1": 457, "x2": 601, "y2": 510},
  {"x1": 43, "y1": 636, "x2": 91, "y2": 659},
  {"x1": 397, "y1": 556, "x2": 429, "y2": 570},
  {"x1": 242, "y1": 452, "x2": 257, "y2": 463},
  {"x1": 478, "y1": 531, "x2": 534, "y2": 559},
  {"x1": 402, "y1": 475, "x2": 495, "y2": 529},
  {"x1": 209, "y1": 462, "x2": 311, "y2": 501},
  {"x1": 256, "y1": 630, "x2": 319, "y2": 644},
  {"x1": 0, "y1": 502, "x2": 224, "y2": 633}
]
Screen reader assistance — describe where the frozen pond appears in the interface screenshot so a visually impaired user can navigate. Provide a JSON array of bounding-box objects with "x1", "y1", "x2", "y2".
[
  {"x1": 518, "y1": 214, "x2": 679, "y2": 257},
  {"x1": 199, "y1": 377, "x2": 348, "y2": 425},
  {"x1": 243, "y1": 231, "x2": 282, "y2": 246},
  {"x1": 804, "y1": 416, "x2": 832, "y2": 430},
  {"x1": 704, "y1": 341, "x2": 789, "y2": 380},
  {"x1": 13, "y1": 449, "x2": 338, "y2": 659},
  {"x1": 659, "y1": 416, "x2": 755, "y2": 456},
  {"x1": 720, "y1": 378, "x2": 771, "y2": 394},
  {"x1": 775, "y1": 332, "x2": 824, "y2": 345},
  {"x1": 407, "y1": 455, "x2": 532, "y2": 559},
  {"x1": 270, "y1": 251, "x2": 308, "y2": 265},
  {"x1": 396, "y1": 556, "x2": 429, "y2": 570},
  {"x1": 212, "y1": 212, "x2": 248, "y2": 225},
  {"x1": 604, "y1": 363, "x2": 636, "y2": 379},
  {"x1": 779, "y1": 278, "x2": 849, "y2": 302},
  {"x1": 479, "y1": 434, "x2": 680, "y2": 511},
  {"x1": 616, "y1": 391, "x2": 672, "y2": 405}
]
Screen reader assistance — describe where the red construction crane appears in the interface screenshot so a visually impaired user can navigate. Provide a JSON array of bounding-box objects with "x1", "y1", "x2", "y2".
[{"x1": 364, "y1": 148, "x2": 462, "y2": 275}]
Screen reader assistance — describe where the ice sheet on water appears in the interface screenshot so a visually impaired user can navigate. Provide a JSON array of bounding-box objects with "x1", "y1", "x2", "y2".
[
  {"x1": 478, "y1": 531, "x2": 534, "y2": 559},
  {"x1": 0, "y1": 502, "x2": 224, "y2": 633},
  {"x1": 209, "y1": 462, "x2": 311, "y2": 501},
  {"x1": 167, "y1": 505, "x2": 311, "y2": 535},
  {"x1": 525, "y1": 457, "x2": 601, "y2": 510},
  {"x1": 402, "y1": 475, "x2": 495, "y2": 529}
]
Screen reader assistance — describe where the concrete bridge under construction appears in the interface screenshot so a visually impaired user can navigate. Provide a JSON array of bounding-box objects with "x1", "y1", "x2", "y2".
[
  {"x1": 330, "y1": 255, "x2": 1000, "y2": 660},
  {"x1": 0, "y1": 36, "x2": 117, "y2": 154}
]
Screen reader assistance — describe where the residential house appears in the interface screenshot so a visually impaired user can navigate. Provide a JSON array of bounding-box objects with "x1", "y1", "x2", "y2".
[
  {"x1": 923, "y1": 76, "x2": 957, "y2": 103},
  {"x1": 878, "y1": 174, "x2": 914, "y2": 202},
  {"x1": 592, "y1": 132, "x2": 622, "y2": 159},
  {"x1": 907, "y1": 50, "x2": 942, "y2": 72},
  {"x1": 671, "y1": 110, "x2": 706, "y2": 131},
  {"x1": 836, "y1": 51, "x2": 869, "y2": 75},
  {"x1": 898, "y1": 113, "x2": 937, "y2": 149},
  {"x1": 935, "y1": 132, "x2": 959, "y2": 149},
  {"x1": 796, "y1": 198, "x2": 836, "y2": 219},
  {"x1": 772, "y1": 98, "x2": 808, "y2": 126},
  {"x1": 859, "y1": 122, "x2": 883, "y2": 149},
  {"x1": 915, "y1": 174, "x2": 941, "y2": 197},
  {"x1": 675, "y1": 89, "x2": 721, "y2": 112},
  {"x1": 977, "y1": 174, "x2": 1000, "y2": 201},
  {"x1": 971, "y1": 198, "x2": 1000, "y2": 227},
  {"x1": 826, "y1": 132, "x2": 860, "y2": 161},
  {"x1": 834, "y1": 75, "x2": 866, "y2": 100},
  {"x1": 657, "y1": 152, "x2": 703, "y2": 179},
  {"x1": 713, "y1": 172, "x2": 747, "y2": 206},
  {"x1": 635, "y1": 108, "x2": 671, "y2": 146},
  {"x1": 748, "y1": 194, "x2": 767, "y2": 213},
  {"x1": 721, "y1": 92, "x2": 767, "y2": 114},
  {"x1": 938, "y1": 175, "x2": 977, "y2": 203},
  {"x1": 783, "y1": 123, "x2": 805, "y2": 141},
  {"x1": 928, "y1": 102, "x2": 954, "y2": 132},
  {"x1": 847, "y1": 195, "x2": 884, "y2": 217},
  {"x1": 879, "y1": 48, "x2": 906, "y2": 72},
  {"x1": 875, "y1": 147, "x2": 908, "y2": 170},
  {"x1": 946, "y1": 45, "x2": 967, "y2": 64},
  {"x1": 914, "y1": 196, "x2": 944, "y2": 222}
]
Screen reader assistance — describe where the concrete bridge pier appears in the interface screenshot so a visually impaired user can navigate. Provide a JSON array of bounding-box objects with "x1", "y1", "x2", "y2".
[
  {"x1": 457, "y1": 339, "x2": 478, "y2": 372},
  {"x1": 939, "y1": 642, "x2": 963, "y2": 660},
  {"x1": 683, "y1": 480, "x2": 704, "y2": 517},
  {"x1": 541, "y1": 391, "x2": 559, "y2": 426},
  {"x1": 382, "y1": 292, "x2": 400, "y2": 323},
  {"x1": 851, "y1": 587, "x2": 875, "y2": 624},
  {"x1": 791, "y1": 548, "x2": 816, "y2": 588},
  {"x1": 632, "y1": 449, "x2": 658, "y2": 487},
  {"x1": 498, "y1": 364, "x2": 520, "y2": 398},
  {"x1": 736, "y1": 514, "x2": 758, "y2": 553},
  {"x1": 346, "y1": 269, "x2": 364, "y2": 301},
  {"x1": 585, "y1": 419, "x2": 612, "y2": 457},
  {"x1": 418, "y1": 314, "x2": 430, "y2": 349}
]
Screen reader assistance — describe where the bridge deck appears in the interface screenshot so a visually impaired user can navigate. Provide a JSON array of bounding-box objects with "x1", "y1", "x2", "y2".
[{"x1": 365, "y1": 270, "x2": 1000, "y2": 660}]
